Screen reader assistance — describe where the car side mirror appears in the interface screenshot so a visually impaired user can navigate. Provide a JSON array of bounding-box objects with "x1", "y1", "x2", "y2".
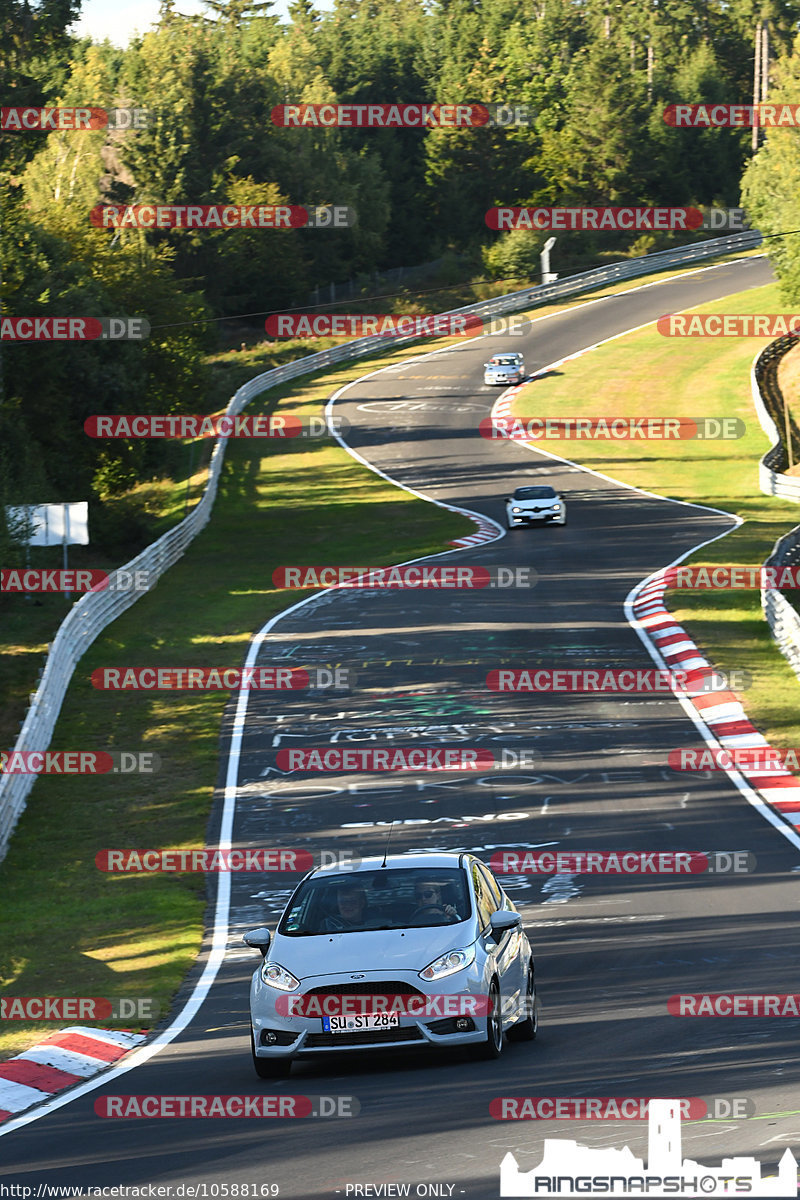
[
  {"x1": 243, "y1": 927, "x2": 271, "y2": 957},
  {"x1": 488, "y1": 910, "x2": 522, "y2": 940}
]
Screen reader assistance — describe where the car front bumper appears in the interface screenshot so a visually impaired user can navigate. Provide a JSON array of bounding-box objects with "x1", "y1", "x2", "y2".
[{"x1": 250, "y1": 969, "x2": 491, "y2": 1060}]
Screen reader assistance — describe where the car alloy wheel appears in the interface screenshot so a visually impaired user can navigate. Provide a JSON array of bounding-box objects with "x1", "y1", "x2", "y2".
[
  {"x1": 476, "y1": 978, "x2": 503, "y2": 1059},
  {"x1": 508, "y1": 960, "x2": 537, "y2": 1042}
]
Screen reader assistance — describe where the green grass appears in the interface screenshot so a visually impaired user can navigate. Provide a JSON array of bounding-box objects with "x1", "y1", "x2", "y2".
[{"x1": 513, "y1": 279, "x2": 800, "y2": 747}]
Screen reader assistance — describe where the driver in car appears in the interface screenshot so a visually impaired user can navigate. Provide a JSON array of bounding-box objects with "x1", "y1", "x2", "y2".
[
  {"x1": 412, "y1": 880, "x2": 459, "y2": 922},
  {"x1": 322, "y1": 883, "x2": 373, "y2": 932}
]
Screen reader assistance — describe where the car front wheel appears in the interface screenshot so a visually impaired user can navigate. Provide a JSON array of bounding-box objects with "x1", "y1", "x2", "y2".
[
  {"x1": 508, "y1": 960, "x2": 538, "y2": 1042},
  {"x1": 475, "y1": 978, "x2": 503, "y2": 1059}
]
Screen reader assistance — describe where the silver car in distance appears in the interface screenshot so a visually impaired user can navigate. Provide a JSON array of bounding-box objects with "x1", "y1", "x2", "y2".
[
  {"x1": 484, "y1": 352, "x2": 525, "y2": 386},
  {"x1": 244, "y1": 853, "x2": 537, "y2": 1077}
]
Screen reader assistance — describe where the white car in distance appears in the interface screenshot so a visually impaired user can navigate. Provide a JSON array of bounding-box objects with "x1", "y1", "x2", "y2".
[{"x1": 506, "y1": 484, "x2": 566, "y2": 528}]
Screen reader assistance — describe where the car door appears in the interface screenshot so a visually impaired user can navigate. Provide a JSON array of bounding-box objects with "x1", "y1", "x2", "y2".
[{"x1": 476, "y1": 861, "x2": 526, "y2": 1020}]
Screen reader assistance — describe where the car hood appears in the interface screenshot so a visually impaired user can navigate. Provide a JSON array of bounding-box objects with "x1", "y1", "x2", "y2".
[
  {"x1": 272, "y1": 923, "x2": 475, "y2": 980},
  {"x1": 511, "y1": 497, "x2": 559, "y2": 508}
]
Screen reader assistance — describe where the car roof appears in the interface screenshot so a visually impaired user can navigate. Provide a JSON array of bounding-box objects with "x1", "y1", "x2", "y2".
[{"x1": 308, "y1": 852, "x2": 471, "y2": 878}]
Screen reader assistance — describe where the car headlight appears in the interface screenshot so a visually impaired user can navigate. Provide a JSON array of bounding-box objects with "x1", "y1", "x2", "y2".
[
  {"x1": 260, "y1": 961, "x2": 300, "y2": 991},
  {"x1": 511, "y1": 506, "x2": 521, "y2": 513},
  {"x1": 552, "y1": 503, "x2": 561, "y2": 510},
  {"x1": 419, "y1": 945, "x2": 476, "y2": 981}
]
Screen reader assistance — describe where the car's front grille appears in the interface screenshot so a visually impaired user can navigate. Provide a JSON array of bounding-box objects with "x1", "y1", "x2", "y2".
[
  {"x1": 304, "y1": 981, "x2": 425, "y2": 998},
  {"x1": 305, "y1": 1027, "x2": 424, "y2": 1048}
]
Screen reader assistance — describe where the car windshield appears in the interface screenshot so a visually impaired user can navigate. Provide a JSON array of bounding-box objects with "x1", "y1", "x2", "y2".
[
  {"x1": 514, "y1": 486, "x2": 557, "y2": 499},
  {"x1": 278, "y1": 868, "x2": 472, "y2": 935},
  {"x1": 491, "y1": 356, "x2": 519, "y2": 366}
]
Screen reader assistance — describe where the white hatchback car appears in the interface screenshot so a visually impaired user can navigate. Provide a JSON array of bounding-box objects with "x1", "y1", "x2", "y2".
[
  {"x1": 244, "y1": 853, "x2": 537, "y2": 1077},
  {"x1": 484, "y1": 352, "x2": 525, "y2": 386},
  {"x1": 506, "y1": 484, "x2": 566, "y2": 528}
]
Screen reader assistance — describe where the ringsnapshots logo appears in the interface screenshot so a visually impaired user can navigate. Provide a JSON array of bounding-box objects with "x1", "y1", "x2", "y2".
[
  {"x1": 265, "y1": 313, "x2": 483, "y2": 338},
  {"x1": 272, "y1": 565, "x2": 536, "y2": 589},
  {"x1": 658, "y1": 314, "x2": 800, "y2": 337},
  {"x1": 488, "y1": 850, "x2": 755, "y2": 875},
  {"x1": 90, "y1": 205, "x2": 354, "y2": 229},
  {"x1": 0, "y1": 996, "x2": 160, "y2": 1021},
  {"x1": 84, "y1": 414, "x2": 349, "y2": 439},
  {"x1": 95, "y1": 847, "x2": 360, "y2": 872},
  {"x1": 486, "y1": 668, "x2": 751, "y2": 694},
  {"x1": 484, "y1": 206, "x2": 744, "y2": 232},
  {"x1": 1, "y1": 106, "x2": 152, "y2": 131},
  {"x1": 90, "y1": 666, "x2": 355, "y2": 690},
  {"x1": 498, "y1": 1098, "x2": 797, "y2": 1197},
  {"x1": 271, "y1": 102, "x2": 532, "y2": 128},
  {"x1": 1, "y1": 317, "x2": 149, "y2": 341},
  {"x1": 1, "y1": 569, "x2": 151, "y2": 593},
  {"x1": 480, "y1": 417, "x2": 745, "y2": 441},
  {"x1": 0, "y1": 750, "x2": 160, "y2": 775},
  {"x1": 94, "y1": 1094, "x2": 359, "y2": 1118},
  {"x1": 664, "y1": 102, "x2": 800, "y2": 127}
]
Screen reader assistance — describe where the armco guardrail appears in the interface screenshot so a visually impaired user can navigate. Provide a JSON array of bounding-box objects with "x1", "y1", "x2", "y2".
[
  {"x1": 762, "y1": 528, "x2": 800, "y2": 681},
  {"x1": 0, "y1": 228, "x2": 762, "y2": 862},
  {"x1": 751, "y1": 333, "x2": 800, "y2": 500},
  {"x1": 752, "y1": 332, "x2": 800, "y2": 681}
]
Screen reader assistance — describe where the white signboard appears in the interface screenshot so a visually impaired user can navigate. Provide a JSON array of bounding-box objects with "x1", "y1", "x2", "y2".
[{"x1": 6, "y1": 503, "x2": 89, "y2": 546}]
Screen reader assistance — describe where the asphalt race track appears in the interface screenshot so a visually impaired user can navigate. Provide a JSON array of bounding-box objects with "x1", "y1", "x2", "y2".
[{"x1": 5, "y1": 254, "x2": 800, "y2": 1199}]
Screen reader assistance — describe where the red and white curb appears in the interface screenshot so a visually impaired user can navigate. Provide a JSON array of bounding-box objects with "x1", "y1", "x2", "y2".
[
  {"x1": 0, "y1": 1027, "x2": 146, "y2": 1123},
  {"x1": 632, "y1": 571, "x2": 800, "y2": 826}
]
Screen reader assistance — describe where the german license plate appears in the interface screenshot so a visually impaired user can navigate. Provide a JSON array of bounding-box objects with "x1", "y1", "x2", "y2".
[{"x1": 322, "y1": 1012, "x2": 400, "y2": 1032}]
